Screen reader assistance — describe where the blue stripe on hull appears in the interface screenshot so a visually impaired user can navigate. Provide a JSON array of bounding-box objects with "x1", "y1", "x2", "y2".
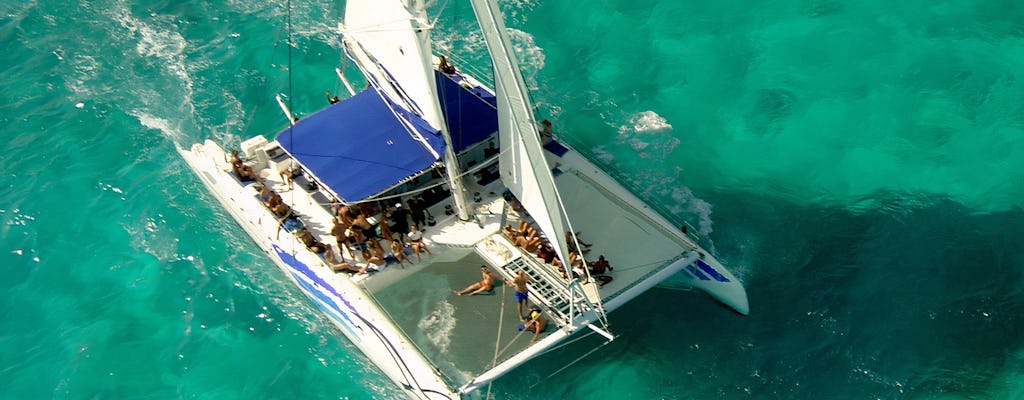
[
  {"x1": 696, "y1": 259, "x2": 730, "y2": 282},
  {"x1": 685, "y1": 264, "x2": 710, "y2": 280},
  {"x1": 273, "y1": 245, "x2": 362, "y2": 337}
]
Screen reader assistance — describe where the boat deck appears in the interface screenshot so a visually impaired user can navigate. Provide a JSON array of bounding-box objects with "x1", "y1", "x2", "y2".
[
  {"x1": 244, "y1": 145, "x2": 695, "y2": 384},
  {"x1": 183, "y1": 134, "x2": 735, "y2": 390}
]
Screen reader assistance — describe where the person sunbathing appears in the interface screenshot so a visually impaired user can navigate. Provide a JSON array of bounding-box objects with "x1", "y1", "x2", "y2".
[
  {"x1": 515, "y1": 235, "x2": 542, "y2": 253},
  {"x1": 453, "y1": 266, "x2": 495, "y2": 296},
  {"x1": 230, "y1": 151, "x2": 258, "y2": 181}
]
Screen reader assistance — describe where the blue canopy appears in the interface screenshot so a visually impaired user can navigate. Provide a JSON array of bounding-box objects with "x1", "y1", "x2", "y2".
[
  {"x1": 276, "y1": 87, "x2": 445, "y2": 202},
  {"x1": 435, "y1": 71, "x2": 498, "y2": 152}
]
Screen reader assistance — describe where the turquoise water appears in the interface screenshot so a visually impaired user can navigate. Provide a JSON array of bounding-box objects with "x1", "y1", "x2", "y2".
[{"x1": 2, "y1": 0, "x2": 1023, "y2": 398}]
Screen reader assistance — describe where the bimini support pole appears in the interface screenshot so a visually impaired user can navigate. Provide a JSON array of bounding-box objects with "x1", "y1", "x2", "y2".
[
  {"x1": 275, "y1": 94, "x2": 296, "y2": 125},
  {"x1": 334, "y1": 68, "x2": 356, "y2": 96}
]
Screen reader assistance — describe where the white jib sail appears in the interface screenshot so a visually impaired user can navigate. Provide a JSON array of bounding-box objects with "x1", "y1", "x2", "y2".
[{"x1": 470, "y1": 0, "x2": 573, "y2": 266}]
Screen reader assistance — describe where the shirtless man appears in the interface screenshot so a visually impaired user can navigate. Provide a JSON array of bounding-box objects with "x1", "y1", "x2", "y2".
[
  {"x1": 230, "y1": 150, "x2": 258, "y2": 182},
  {"x1": 453, "y1": 266, "x2": 495, "y2": 296},
  {"x1": 523, "y1": 308, "x2": 547, "y2": 344},
  {"x1": 503, "y1": 224, "x2": 519, "y2": 240},
  {"x1": 506, "y1": 270, "x2": 532, "y2": 320},
  {"x1": 330, "y1": 217, "x2": 352, "y2": 261},
  {"x1": 352, "y1": 212, "x2": 373, "y2": 242},
  {"x1": 360, "y1": 250, "x2": 384, "y2": 275},
  {"x1": 388, "y1": 240, "x2": 410, "y2": 266},
  {"x1": 515, "y1": 235, "x2": 542, "y2": 253},
  {"x1": 325, "y1": 249, "x2": 363, "y2": 274}
]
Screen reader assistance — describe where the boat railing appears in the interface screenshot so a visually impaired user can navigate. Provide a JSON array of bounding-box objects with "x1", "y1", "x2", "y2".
[{"x1": 496, "y1": 239, "x2": 607, "y2": 327}]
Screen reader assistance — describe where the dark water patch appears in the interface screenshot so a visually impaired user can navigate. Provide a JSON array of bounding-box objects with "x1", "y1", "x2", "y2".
[{"x1": 489, "y1": 190, "x2": 1024, "y2": 399}]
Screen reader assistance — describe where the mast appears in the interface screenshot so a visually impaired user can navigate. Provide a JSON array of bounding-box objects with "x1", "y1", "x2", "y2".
[
  {"x1": 408, "y1": 1, "x2": 471, "y2": 221},
  {"x1": 468, "y1": 0, "x2": 572, "y2": 266}
]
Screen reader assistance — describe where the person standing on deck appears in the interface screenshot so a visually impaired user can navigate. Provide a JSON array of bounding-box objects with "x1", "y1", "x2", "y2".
[
  {"x1": 406, "y1": 197, "x2": 427, "y2": 229},
  {"x1": 507, "y1": 270, "x2": 532, "y2": 320},
  {"x1": 390, "y1": 203, "x2": 411, "y2": 239},
  {"x1": 331, "y1": 217, "x2": 353, "y2": 261}
]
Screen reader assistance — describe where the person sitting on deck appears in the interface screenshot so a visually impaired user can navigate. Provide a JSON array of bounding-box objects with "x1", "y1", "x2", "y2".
[
  {"x1": 568, "y1": 252, "x2": 586, "y2": 278},
  {"x1": 360, "y1": 250, "x2": 385, "y2": 274},
  {"x1": 537, "y1": 243, "x2": 557, "y2": 265},
  {"x1": 385, "y1": 239, "x2": 410, "y2": 267},
  {"x1": 271, "y1": 202, "x2": 292, "y2": 219},
  {"x1": 258, "y1": 184, "x2": 275, "y2": 203},
  {"x1": 367, "y1": 239, "x2": 386, "y2": 260},
  {"x1": 518, "y1": 221, "x2": 538, "y2": 239},
  {"x1": 565, "y1": 231, "x2": 593, "y2": 255},
  {"x1": 265, "y1": 190, "x2": 283, "y2": 209},
  {"x1": 588, "y1": 255, "x2": 615, "y2": 287},
  {"x1": 297, "y1": 228, "x2": 331, "y2": 255},
  {"x1": 406, "y1": 226, "x2": 432, "y2": 263},
  {"x1": 453, "y1": 266, "x2": 495, "y2": 296},
  {"x1": 590, "y1": 255, "x2": 613, "y2": 274},
  {"x1": 503, "y1": 224, "x2": 519, "y2": 240},
  {"x1": 521, "y1": 308, "x2": 547, "y2": 344},
  {"x1": 325, "y1": 248, "x2": 364, "y2": 274},
  {"x1": 230, "y1": 150, "x2": 258, "y2": 182},
  {"x1": 326, "y1": 90, "x2": 339, "y2": 104},
  {"x1": 515, "y1": 235, "x2": 543, "y2": 253},
  {"x1": 437, "y1": 55, "x2": 457, "y2": 75},
  {"x1": 538, "y1": 119, "x2": 554, "y2": 145}
]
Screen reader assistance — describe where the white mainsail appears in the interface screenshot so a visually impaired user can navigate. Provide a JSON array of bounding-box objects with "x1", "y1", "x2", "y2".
[
  {"x1": 341, "y1": 0, "x2": 440, "y2": 126},
  {"x1": 470, "y1": 0, "x2": 573, "y2": 266},
  {"x1": 342, "y1": 0, "x2": 470, "y2": 217}
]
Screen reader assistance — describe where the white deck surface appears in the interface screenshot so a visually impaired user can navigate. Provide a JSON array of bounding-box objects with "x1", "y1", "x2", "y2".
[{"x1": 179, "y1": 134, "x2": 745, "y2": 394}]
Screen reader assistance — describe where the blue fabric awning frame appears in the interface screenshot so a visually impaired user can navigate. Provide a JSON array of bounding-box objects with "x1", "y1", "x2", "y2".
[
  {"x1": 276, "y1": 86, "x2": 444, "y2": 203},
  {"x1": 274, "y1": 72, "x2": 498, "y2": 204}
]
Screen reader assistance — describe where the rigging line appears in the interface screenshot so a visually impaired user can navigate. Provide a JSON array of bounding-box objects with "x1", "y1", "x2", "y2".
[
  {"x1": 356, "y1": 274, "x2": 451, "y2": 390},
  {"x1": 284, "y1": 0, "x2": 298, "y2": 258},
  {"x1": 428, "y1": 0, "x2": 452, "y2": 26},
  {"x1": 485, "y1": 283, "x2": 507, "y2": 400},
  {"x1": 494, "y1": 318, "x2": 535, "y2": 359},
  {"x1": 286, "y1": 0, "x2": 303, "y2": 260},
  {"x1": 321, "y1": 149, "x2": 505, "y2": 207},
  {"x1": 610, "y1": 257, "x2": 678, "y2": 273},
  {"x1": 531, "y1": 330, "x2": 598, "y2": 361},
  {"x1": 339, "y1": 278, "x2": 448, "y2": 399},
  {"x1": 490, "y1": 284, "x2": 508, "y2": 368},
  {"x1": 529, "y1": 337, "x2": 612, "y2": 390}
]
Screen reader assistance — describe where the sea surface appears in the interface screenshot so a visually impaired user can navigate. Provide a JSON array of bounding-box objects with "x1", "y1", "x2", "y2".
[{"x1": 2, "y1": 0, "x2": 1023, "y2": 398}]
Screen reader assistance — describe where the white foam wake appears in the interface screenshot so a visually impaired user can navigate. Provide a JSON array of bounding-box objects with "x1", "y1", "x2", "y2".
[
  {"x1": 616, "y1": 110, "x2": 680, "y2": 158},
  {"x1": 418, "y1": 300, "x2": 456, "y2": 353}
]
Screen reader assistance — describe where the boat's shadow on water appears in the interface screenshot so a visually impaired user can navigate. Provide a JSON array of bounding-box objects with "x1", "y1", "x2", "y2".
[{"x1": 490, "y1": 192, "x2": 1024, "y2": 399}]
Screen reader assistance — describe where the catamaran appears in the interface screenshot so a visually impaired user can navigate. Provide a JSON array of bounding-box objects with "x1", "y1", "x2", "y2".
[{"x1": 178, "y1": 0, "x2": 748, "y2": 398}]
